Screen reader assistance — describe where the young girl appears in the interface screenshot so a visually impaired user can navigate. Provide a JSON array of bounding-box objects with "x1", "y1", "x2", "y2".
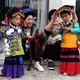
[
  {"x1": 2, "y1": 7, "x2": 25, "y2": 80},
  {"x1": 58, "y1": 6, "x2": 80, "y2": 75},
  {"x1": 22, "y1": 8, "x2": 44, "y2": 72}
]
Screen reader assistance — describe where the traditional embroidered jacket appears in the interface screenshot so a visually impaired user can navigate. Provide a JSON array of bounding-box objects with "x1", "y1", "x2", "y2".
[{"x1": 5, "y1": 24, "x2": 24, "y2": 57}]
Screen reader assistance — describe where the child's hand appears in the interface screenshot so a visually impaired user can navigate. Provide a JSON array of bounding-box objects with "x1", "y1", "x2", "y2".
[
  {"x1": 71, "y1": 6, "x2": 75, "y2": 13},
  {"x1": 23, "y1": 36, "x2": 33, "y2": 40},
  {"x1": 51, "y1": 11, "x2": 58, "y2": 21},
  {"x1": 71, "y1": 6, "x2": 78, "y2": 23},
  {"x1": 38, "y1": 30, "x2": 44, "y2": 36},
  {"x1": 38, "y1": 30, "x2": 44, "y2": 39},
  {"x1": 60, "y1": 23, "x2": 65, "y2": 29},
  {"x1": 27, "y1": 36, "x2": 33, "y2": 40},
  {"x1": 63, "y1": 27, "x2": 71, "y2": 32}
]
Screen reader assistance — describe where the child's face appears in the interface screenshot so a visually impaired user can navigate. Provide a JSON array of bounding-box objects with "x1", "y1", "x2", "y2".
[
  {"x1": 10, "y1": 15, "x2": 21, "y2": 26},
  {"x1": 51, "y1": 25, "x2": 58, "y2": 35},
  {"x1": 24, "y1": 15, "x2": 34, "y2": 27},
  {"x1": 61, "y1": 13, "x2": 71, "y2": 22}
]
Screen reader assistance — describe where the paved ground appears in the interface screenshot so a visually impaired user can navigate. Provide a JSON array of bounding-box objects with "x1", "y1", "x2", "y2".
[{"x1": 0, "y1": 61, "x2": 80, "y2": 80}]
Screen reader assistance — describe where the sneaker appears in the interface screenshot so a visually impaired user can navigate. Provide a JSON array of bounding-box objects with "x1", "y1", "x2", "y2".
[
  {"x1": 48, "y1": 61, "x2": 55, "y2": 70},
  {"x1": 34, "y1": 62, "x2": 44, "y2": 72}
]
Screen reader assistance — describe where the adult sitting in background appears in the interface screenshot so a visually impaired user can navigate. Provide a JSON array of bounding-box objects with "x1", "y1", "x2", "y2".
[{"x1": 22, "y1": 8, "x2": 44, "y2": 72}]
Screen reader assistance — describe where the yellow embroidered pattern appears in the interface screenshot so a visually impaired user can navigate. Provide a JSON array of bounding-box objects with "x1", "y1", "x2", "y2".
[{"x1": 12, "y1": 12, "x2": 24, "y2": 18}]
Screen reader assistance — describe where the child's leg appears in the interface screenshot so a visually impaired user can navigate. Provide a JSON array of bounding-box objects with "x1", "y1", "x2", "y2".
[
  {"x1": 0, "y1": 66, "x2": 3, "y2": 76},
  {"x1": 7, "y1": 77, "x2": 12, "y2": 80},
  {"x1": 45, "y1": 45, "x2": 55, "y2": 70},
  {"x1": 48, "y1": 59, "x2": 55, "y2": 70}
]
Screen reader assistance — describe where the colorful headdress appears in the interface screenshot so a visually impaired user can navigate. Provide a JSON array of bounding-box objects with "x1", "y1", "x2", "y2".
[
  {"x1": 7, "y1": 7, "x2": 24, "y2": 19},
  {"x1": 56, "y1": 5, "x2": 74, "y2": 14}
]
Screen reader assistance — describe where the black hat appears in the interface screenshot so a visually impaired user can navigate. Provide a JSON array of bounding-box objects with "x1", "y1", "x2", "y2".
[
  {"x1": 48, "y1": 9, "x2": 56, "y2": 21},
  {"x1": 7, "y1": 7, "x2": 24, "y2": 19},
  {"x1": 22, "y1": 8, "x2": 35, "y2": 19}
]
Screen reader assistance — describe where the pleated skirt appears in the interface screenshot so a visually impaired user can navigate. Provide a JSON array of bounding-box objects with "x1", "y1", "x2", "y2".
[
  {"x1": 60, "y1": 48, "x2": 80, "y2": 75},
  {"x1": 2, "y1": 56, "x2": 24, "y2": 78}
]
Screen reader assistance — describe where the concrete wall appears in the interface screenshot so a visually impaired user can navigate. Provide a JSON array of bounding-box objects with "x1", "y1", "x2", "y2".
[
  {"x1": 62, "y1": 0, "x2": 76, "y2": 6},
  {"x1": 49, "y1": 0, "x2": 62, "y2": 11},
  {"x1": 49, "y1": 0, "x2": 76, "y2": 11}
]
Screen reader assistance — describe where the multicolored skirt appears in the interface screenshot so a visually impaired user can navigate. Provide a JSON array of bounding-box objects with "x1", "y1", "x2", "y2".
[
  {"x1": 60, "y1": 48, "x2": 80, "y2": 75},
  {"x1": 2, "y1": 56, "x2": 24, "y2": 78}
]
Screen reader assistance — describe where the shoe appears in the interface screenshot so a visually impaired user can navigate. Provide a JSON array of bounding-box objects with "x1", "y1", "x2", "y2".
[
  {"x1": 63, "y1": 72, "x2": 74, "y2": 76},
  {"x1": 48, "y1": 61, "x2": 55, "y2": 70},
  {"x1": 34, "y1": 62, "x2": 44, "y2": 72},
  {"x1": 63, "y1": 72, "x2": 68, "y2": 76}
]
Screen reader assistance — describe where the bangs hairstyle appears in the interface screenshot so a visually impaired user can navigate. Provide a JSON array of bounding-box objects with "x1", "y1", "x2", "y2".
[
  {"x1": 24, "y1": 11, "x2": 35, "y2": 20},
  {"x1": 60, "y1": 10, "x2": 71, "y2": 16}
]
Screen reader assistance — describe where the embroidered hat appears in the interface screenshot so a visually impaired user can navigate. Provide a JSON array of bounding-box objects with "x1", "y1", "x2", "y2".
[
  {"x1": 56, "y1": 5, "x2": 74, "y2": 14},
  {"x1": 7, "y1": 7, "x2": 24, "y2": 19}
]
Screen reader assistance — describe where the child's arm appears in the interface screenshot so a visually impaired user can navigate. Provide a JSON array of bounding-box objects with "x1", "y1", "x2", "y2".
[
  {"x1": 71, "y1": 7, "x2": 78, "y2": 23},
  {"x1": 63, "y1": 22, "x2": 80, "y2": 33},
  {"x1": 45, "y1": 12, "x2": 57, "y2": 32},
  {"x1": 45, "y1": 19, "x2": 54, "y2": 32}
]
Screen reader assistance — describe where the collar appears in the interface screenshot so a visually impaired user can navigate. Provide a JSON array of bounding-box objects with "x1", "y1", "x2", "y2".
[{"x1": 9, "y1": 23, "x2": 19, "y2": 29}]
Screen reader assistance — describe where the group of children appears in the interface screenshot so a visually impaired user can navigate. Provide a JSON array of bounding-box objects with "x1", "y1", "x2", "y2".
[{"x1": 0, "y1": 5, "x2": 80, "y2": 80}]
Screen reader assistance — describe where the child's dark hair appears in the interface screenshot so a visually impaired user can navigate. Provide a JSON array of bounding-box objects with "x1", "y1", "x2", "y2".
[{"x1": 60, "y1": 10, "x2": 71, "y2": 16}]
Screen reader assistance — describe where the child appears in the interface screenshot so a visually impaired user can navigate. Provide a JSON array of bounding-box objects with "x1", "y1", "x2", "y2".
[
  {"x1": 44, "y1": 9, "x2": 61, "y2": 70},
  {"x1": 45, "y1": 26, "x2": 61, "y2": 70},
  {"x1": 2, "y1": 7, "x2": 25, "y2": 80},
  {"x1": 22, "y1": 8, "x2": 44, "y2": 72},
  {"x1": 58, "y1": 5, "x2": 80, "y2": 75},
  {"x1": 0, "y1": 6, "x2": 10, "y2": 76}
]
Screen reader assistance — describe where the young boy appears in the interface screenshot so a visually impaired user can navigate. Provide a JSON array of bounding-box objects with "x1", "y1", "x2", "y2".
[
  {"x1": 44, "y1": 9, "x2": 61, "y2": 70},
  {"x1": 45, "y1": 25, "x2": 62, "y2": 70}
]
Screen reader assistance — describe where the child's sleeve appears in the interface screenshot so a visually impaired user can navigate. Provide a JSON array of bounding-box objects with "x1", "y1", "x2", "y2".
[
  {"x1": 71, "y1": 22, "x2": 80, "y2": 33},
  {"x1": 0, "y1": 26, "x2": 6, "y2": 37},
  {"x1": 44, "y1": 29, "x2": 52, "y2": 37},
  {"x1": 57, "y1": 28, "x2": 63, "y2": 34}
]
